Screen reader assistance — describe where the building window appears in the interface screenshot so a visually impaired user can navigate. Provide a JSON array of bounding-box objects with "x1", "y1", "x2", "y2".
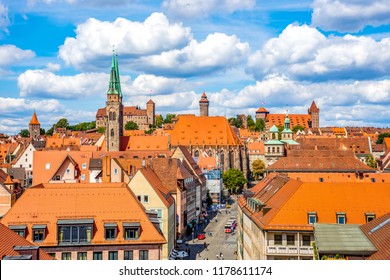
[
  {"x1": 267, "y1": 147, "x2": 270, "y2": 153},
  {"x1": 124, "y1": 251, "x2": 133, "y2": 260},
  {"x1": 337, "y1": 213, "x2": 346, "y2": 224},
  {"x1": 108, "y1": 251, "x2": 118, "y2": 260},
  {"x1": 371, "y1": 178, "x2": 376, "y2": 183},
  {"x1": 14, "y1": 229, "x2": 26, "y2": 238},
  {"x1": 45, "y1": 163, "x2": 50, "y2": 170},
  {"x1": 137, "y1": 195, "x2": 141, "y2": 201},
  {"x1": 57, "y1": 220, "x2": 93, "y2": 244},
  {"x1": 276, "y1": 147, "x2": 280, "y2": 153},
  {"x1": 287, "y1": 235, "x2": 295, "y2": 246},
  {"x1": 62, "y1": 252, "x2": 71, "y2": 260},
  {"x1": 143, "y1": 195, "x2": 149, "y2": 203},
  {"x1": 93, "y1": 252, "x2": 103, "y2": 260},
  {"x1": 308, "y1": 212, "x2": 317, "y2": 224},
  {"x1": 123, "y1": 223, "x2": 140, "y2": 240},
  {"x1": 32, "y1": 228, "x2": 45, "y2": 242},
  {"x1": 302, "y1": 235, "x2": 311, "y2": 246},
  {"x1": 105, "y1": 224, "x2": 117, "y2": 240},
  {"x1": 77, "y1": 252, "x2": 87, "y2": 260},
  {"x1": 114, "y1": 168, "x2": 118, "y2": 175},
  {"x1": 274, "y1": 234, "x2": 282, "y2": 245},
  {"x1": 66, "y1": 168, "x2": 71, "y2": 174},
  {"x1": 111, "y1": 129, "x2": 114, "y2": 137},
  {"x1": 272, "y1": 147, "x2": 275, "y2": 153},
  {"x1": 81, "y1": 174, "x2": 86, "y2": 181},
  {"x1": 139, "y1": 250, "x2": 149, "y2": 260},
  {"x1": 82, "y1": 163, "x2": 87, "y2": 170},
  {"x1": 365, "y1": 213, "x2": 376, "y2": 223},
  {"x1": 319, "y1": 178, "x2": 324, "y2": 182}
]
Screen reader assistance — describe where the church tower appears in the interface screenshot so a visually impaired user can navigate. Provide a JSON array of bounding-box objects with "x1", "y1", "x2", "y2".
[
  {"x1": 146, "y1": 99, "x2": 155, "y2": 126},
  {"x1": 105, "y1": 52, "x2": 123, "y2": 151},
  {"x1": 29, "y1": 110, "x2": 40, "y2": 140},
  {"x1": 308, "y1": 100, "x2": 320, "y2": 128},
  {"x1": 199, "y1": 92, "x2": 209, "y2": 116}
]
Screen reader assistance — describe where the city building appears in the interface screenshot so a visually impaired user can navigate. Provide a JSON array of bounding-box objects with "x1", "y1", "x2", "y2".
[{"x1": 1, "y1": 182, "x2": 166, "y2": 260}]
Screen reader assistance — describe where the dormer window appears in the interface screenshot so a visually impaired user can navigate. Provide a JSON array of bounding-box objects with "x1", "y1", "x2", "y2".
[
  {"x1": 308, "y1": 212, "x2": 317, "y2": 224},
  {"x1": 104, "y1": 223, "x2": 117, "y2": 240},
  {"x1": 336, "y1": 212, "x2": 346, "y2": 224},
  {"x1": 9, "y1": 225, "x2": 27, "y2": 238},
  {"x1": 365, "y1": 213, "x2": 376, "y2": 223},
  {"x1": 123, "y1": 222, "x2": 140, "y2": 240},
  {"x1": 32, "y1": 224, "x2": 47, "y2": 242}
]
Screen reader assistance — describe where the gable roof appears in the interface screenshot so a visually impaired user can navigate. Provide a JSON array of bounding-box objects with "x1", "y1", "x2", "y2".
[
  {"x1": 0, "y1": 224, "x2": 53, "y2": 260},
  {"x1": 266, "y1": 114, "x2": 311, "y2": 129},
  {"x1": 169, "y1": 116, "x2": 241, "y2": 146},
  {"x1": 126, "y1": 135, "x2": 169, "y2": 150}
]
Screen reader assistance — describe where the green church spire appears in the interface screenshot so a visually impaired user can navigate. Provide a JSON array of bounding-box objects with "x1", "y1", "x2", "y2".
[{"x1": 107, "y1": 50, "x2": 122, "y2": 96}]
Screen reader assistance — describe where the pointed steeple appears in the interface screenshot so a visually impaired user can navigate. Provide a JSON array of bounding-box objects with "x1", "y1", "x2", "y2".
[
  {"x1": 284, "y1": 111, "x2": 290, "y2": 130},
  {"x1": 29, "y1": 110, "x2": 40, "y2": 125},
  {"x1": 308, "y1": 100, "x2": 319, "y2": 113},
  {"x1": 107, "y1": 50, "x2": 122, "y2": 96}
]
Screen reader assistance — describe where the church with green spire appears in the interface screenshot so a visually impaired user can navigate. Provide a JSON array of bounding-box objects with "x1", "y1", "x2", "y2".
[
  {"x1": 96, "y1": 52, "x2": 156, "y2": 148},
  {"x1": 105, "y1": 52, "x2": 124, "y2": 151}
]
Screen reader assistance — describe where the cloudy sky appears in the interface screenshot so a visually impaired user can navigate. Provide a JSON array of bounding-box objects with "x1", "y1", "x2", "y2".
[{"x1": 1, "y1": 0, "x2": 390, "y2": 134}]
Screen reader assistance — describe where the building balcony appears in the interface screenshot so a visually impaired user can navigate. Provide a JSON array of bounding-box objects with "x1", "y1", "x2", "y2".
[{"x1": 266, "y1": 246, "x2": 313, "y2": 256}]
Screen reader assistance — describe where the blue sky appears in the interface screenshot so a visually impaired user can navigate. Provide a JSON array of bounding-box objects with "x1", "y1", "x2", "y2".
[{"x1": 1, "y1": 0, "x2": 390, "y2": 134}]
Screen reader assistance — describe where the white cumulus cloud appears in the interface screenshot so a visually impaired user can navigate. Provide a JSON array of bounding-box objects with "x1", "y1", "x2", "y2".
[
  {"x1": 0, "y1": 2, "x2": 9, "y2": 32},
  {"x1": 17, "y1": 70, "x2": 111, "y2": 99},
  {"x1": 312, "y1": 0, "x2": 390, "y2": 33},
  {"x1": 162, "y1": 0, "x2": 255, "y2": 18},
  {"x1": 247, "y1": 24, "x2": 390, "y2": 81},
  {"x1": 135, "y1": 32, "x2": 250, "y2": 77},
  {"x1": 0, "y1": 45, "x2": 35, "y2": 67},
  {"x1": 59, "y1": 13, "x2": 192, "y2": 69}
]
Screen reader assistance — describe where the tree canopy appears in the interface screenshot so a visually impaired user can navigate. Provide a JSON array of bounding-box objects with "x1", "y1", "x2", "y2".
[
  {"x1": 292, "y1": 125, "x2": 305, "y2": 133},
  {"x1": 164, "y1": 114, "x2": 176, "y2": 124},
  {"x1": 55, "y1": 118, "x2": 69, "y2": 128},
  {"x1": 156, "y1": 115, "x2": 163, "y2": 128},
  {"x1": 20, "y1": 129, "x2": 29, "y2": 137},
  {"x1": 68, "y1": 121, "x2": 96, "y2": 131},
  {"x1": 247, "y1": 115, "x2": 255, "y2": 131},
  {"x1": 254, "y1": 118, "x2": 265, "y2": 132},
  {"x1": 125, "y1": 121, "x2": 139, "y2": 130},
  {"x1": 228, "y1": 115, "x2": 243, "y2": 128},
  {"x1": 252, "y1": 159, "x2": 266, "y2": 179},
  {"x1": 377, "y1": 133, "x2": 390, "y2": 144},
  {"x1": 366, "y1": 155, "x2": 377, "y2": 169},
  {"x1": 222, "y1": 168, "x2": 247, "y2": 193}
]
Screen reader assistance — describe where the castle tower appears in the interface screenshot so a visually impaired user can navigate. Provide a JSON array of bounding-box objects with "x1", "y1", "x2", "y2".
[
  {"x1": 106, "y1": 52, "x2": 123, "y2": 151},
  {"x1": 29, "y1": 110, "x2": 40, "y2": 140},
  {"x1": 199, "y1": 92, "x2": 209, "y2": 116},
  {"x1": 308, "y1": 100, "x2": 320, "y2": 128},
  {"x1": 255, "y1": 107, "x2": 269, "y2": 121},
  {"x1": 146, "y1": 99, "x2": 155, "y2": 126},
  {"x1": 281, "y1": 112, "x2": 292, "y2": 140}
]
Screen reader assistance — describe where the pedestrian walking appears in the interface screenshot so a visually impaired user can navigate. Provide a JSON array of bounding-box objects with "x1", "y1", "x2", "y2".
[{"x1": 216, "y1": 254, "x2": 219, "y2": 260}]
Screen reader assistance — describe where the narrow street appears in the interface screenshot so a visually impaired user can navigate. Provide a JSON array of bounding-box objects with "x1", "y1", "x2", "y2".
[{"x1": 180, "y1": 196, "x2": 238, "y2": 260}]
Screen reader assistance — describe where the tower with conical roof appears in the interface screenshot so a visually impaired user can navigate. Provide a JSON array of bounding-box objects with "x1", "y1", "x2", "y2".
[
  {"x1": 106, "y1": 51, "x2": 123, "y2": 151},
  {"x1": 308, "y1": 100, "x2": 320, "y2": 128},
  {"x1": 199, "y1": 92, "x2": 209, "y2": 116},
  {"x1": 281, "y1": 112, "x2": 293, "y2": 141},
  {"x1": 146, "y1": 99, "x2": 155, "y2": 126},
  {"x1": 29, "y1": 110, "x2": 40, "y2": 140}
]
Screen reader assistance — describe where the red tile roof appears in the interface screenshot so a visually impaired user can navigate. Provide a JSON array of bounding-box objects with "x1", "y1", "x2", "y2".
[
  {"x1": 0, "y1": 224, "x2": 53, "y2": 260},
  {"x1": 360, "y1": 212, "x2": 390, "y2": 260},
  {"x1": 29, "y1": 111, "x2": 40, "y2": 125}
]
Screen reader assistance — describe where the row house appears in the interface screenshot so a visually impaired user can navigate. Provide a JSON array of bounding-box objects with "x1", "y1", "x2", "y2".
[
  {"x1": 1, "y1": 183, "x2": 166, "y2": 260},
  {"x1": 237, "y1": 174, "x2": 390, "y2": 260},
  {"x1": 0, "y1": 171, "x2": 23, "y2": 217}
]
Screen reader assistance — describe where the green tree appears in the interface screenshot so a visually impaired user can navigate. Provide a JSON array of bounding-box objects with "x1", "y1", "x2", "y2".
[
  {"x1": 228, "y1": 116, "x2": 242, "y2": 128},
  {"x1": 222, "y1": 168, "x2": 247, "y2": 193},
  {"x1": 40, "y1": 128, "x2": 45, "y2": 135},
  {"x1": 366, "y1": 155, "x2": 377, "y2": 169},
  {"x1": 156, "y1": 115, "x2": 163, "y2": 128},
  {"x1": 125, "y1": 121, "x2": 139, "y2": 130},
  {"x1": 292, "y1": 125, "x2": 305, "y2": 133},
  {"x1": 252, "y1": 159, "x2": 266, "y2": 179},
  {"x1": 377, "y1": 133, "x2": 390, "y2": 144},
  {"x1": 254, "y1": 118, "x2": 265, "y2": 132},
  {"x1": 20, "y1": 129, "x2": 29, "y2": 137},
  {"x1": 98, "y1": 127, "x2": 105, "y2": 133},
  {"x1": 55, "y1": 118, "x2": 69, "y2": 128},
  {"x1": 164, "y1": 114, "x2": 176, "y2": 124},
  {"x1": 247, "y1": 115, "x2": 255, "y2": 131},
  {"x1": 277, "y1": 125, "x2": 284, "y2": 140},
  {"x1": 46, "y1": 127, "x2": 54, "y2": 136}
]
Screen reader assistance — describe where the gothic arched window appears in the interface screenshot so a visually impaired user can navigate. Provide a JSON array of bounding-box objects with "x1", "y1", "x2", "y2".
[
  {"x1": 113, "y1": 112, "x2": 116, "y2": 121},
  {"x1": 109, "y1": 112, "x2": 113, "y2": 121},
  {"x1": 111, "y1": 128, "x2": 114, "y2": 137}
]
